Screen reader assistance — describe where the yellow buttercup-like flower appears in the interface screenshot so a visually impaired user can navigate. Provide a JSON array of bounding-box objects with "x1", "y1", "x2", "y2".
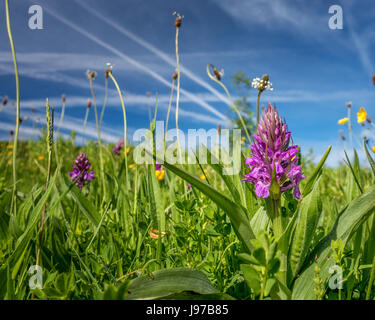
[
  {"x1": 240, "y1": 136, "x2": 246, "y2": 144},
  {"x1": 128, "y1": 164, "x2": 135, "y2": 169},
  {"x1": 357, "y1": 107, "x2": 367, "y2": 123},
  {"x1": 200, "y1": 174, "x2": 206, "y2": 180},
  {"x1": 372, "y1": 146, "x2": 375, "y2": 153},
  {"x1": 155, "y1": 169, "x2": 165, "y2": 181},
  {"x1": 338, "y1": 117, "x2": 348, "y2": 125},
  {"x1": 7, "y1": 144, "x2": 13, "y2": 149},
  {"x1": 37, "y1": 155, "x2": 44, "y2": 161}
]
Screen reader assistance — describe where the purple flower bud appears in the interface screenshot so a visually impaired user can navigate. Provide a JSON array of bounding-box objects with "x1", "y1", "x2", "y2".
[
  {"x1": 68, "y1": 153, "x2": 95, "y2": 190},
  {"x1": 155, "y1": 162, "x2": 162, "y2": 171},
  {"x1": 243, "y1": 103, "x2": 305, "y2": 199},
  {"x1": 113, "y1": 139, "x2": 124, "y2": 156}
]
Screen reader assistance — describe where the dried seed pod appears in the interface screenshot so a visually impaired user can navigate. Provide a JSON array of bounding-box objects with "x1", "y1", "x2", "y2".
[
  {"x1": 172, "y1": 71, "x2": 178, "y2": 80},
  {"x1": 87, "y1": 100, "x2": 92, "y2": 108}
]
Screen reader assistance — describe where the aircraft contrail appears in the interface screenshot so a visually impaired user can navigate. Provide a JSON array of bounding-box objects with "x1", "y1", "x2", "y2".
[
  {"x1": 42, "y1": 5, "x2": 227, "y2": 121},
  {"x1": 75, "y1": 0, "x2": 231, "y2": 107}
]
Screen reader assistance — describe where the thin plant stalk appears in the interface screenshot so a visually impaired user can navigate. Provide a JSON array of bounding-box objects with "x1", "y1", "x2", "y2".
[
  {"x1": 108, "y1": 72, "x2": 129, "y2": 192},
  {"x1": 165, "y1": 77, "x2": 176, "y2": 147},
  {"x1": 82, "y1": 104, "x2": 90, "y2": 145},
  {"x1": 175, "y1": 26, "x2": 182, "y2": 164},
  {"x1": 88, "y1": 76, "x2": 106, "y2": 199},
  {"x1": 347, "y1": 107, "x2": 354, "y2": 150},
  {"x1": 366, "y1": 254, "x2": 375, "y2": 299},
  {"x1": 99, "y1": 75, "x2": 109, "y2": 131},
  {"x1": 256, "y1": 91, "x2": 261, "y2": 125},
  {"x1": 206, "y1": 64, "x2": 252, "y2": 144},
  {"x1": 6, "y1": 0, "x2": 20, "y2": 216},
  {"x1": 35, "y1": 99, "x2": 53, "y2": 274},
  {"x1": 56, "y1": 98, "x2": 66, "y2": 137}
]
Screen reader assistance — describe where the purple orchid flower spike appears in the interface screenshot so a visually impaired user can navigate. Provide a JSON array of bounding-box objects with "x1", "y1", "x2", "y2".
[
  {"x1": 243, "y1": 103, "x2": 305, "y2": 199},
  {"x1": 68, "y1": 153, "x2": 95, "y2": 190},
  {"x1": 113, "y1": 138, "x2": 124, "y2": 156}
]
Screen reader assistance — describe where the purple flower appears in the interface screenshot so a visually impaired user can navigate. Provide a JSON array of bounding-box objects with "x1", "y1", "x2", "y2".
[
  {"x1": 155, "y1": 162, "x2": 162, "y2": 171},
  {"x1": 68, "y1": 153, "x2": 95, "y2": 190},
  {"x1": 113, "y1": 139, "x2": 124, "y2": 156},
  {"x1": 243, "y1": 103, "x2": 305, "y2": 199}
]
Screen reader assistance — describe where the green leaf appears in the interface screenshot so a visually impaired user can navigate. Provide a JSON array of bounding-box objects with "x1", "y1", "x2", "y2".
[
  {"x1": 250, "y1": 207, "x2": 269, "y2": 236},
  {"x1": 241, "y1": 264, "x2": 261, "y2": 294},
  {"x1": 125, "y1": 268, "x2": 219, "y2": 300},
  {"x1": 302, "y1": 145, "x2": 331, "y2": 196},
  {"x1": 364, "y1": 141, "x2": 375, "y2": 181},
  {"x1": 68, "y1": 180, "x2": 100, "y2": 227},
  {"x1": 159, "y1": 159, "x2": 255, "y2": 252},
  {"x1": 289, "y1": 177, "x2": 322, "y2": 280},
  {"x1": 292, "y1": 186, "x2": 375, "y2": 299}
]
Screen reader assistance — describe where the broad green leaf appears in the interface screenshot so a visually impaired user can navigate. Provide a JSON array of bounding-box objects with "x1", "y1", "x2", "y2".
[
  {"x1": 302, "y1": 145, "x2": 331, "y2": 196},
  {"x1": 292, "y1": 186, "x2": 375, "y2": 299},
  {"x1": 159, "y1": 159, "x2": 255, "y2": 252},
  {"x1": 125, "y1": 268, "x2": 219, "y2": 300},
  {"x1": 202, "y1": 145, "x2": 242, "y2": 206},
  {"x1": 250, "y1": 207, "x2": 269, "y2": 236},
  {"x1": 68, "y1": 182, "x2": 100, "y2": 227},
  {"x1": 240, "y1": 264, "x2": 261, "y2": 294},
  {"x1": 288, "y1": 177, "x2": 322, "y2": 280}
]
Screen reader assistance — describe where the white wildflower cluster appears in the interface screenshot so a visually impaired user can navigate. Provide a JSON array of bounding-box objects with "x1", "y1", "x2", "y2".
[{"x1": 251, "y1": 77, "x2": 274, "y2": 91}]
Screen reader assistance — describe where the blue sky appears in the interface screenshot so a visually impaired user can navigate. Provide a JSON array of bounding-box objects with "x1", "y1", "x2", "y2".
[{"x1": 0, "y1": 0, "x2": 374, "y2": 165}]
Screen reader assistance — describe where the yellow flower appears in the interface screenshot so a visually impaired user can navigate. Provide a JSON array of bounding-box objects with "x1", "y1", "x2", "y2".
[
  {"x1": 338, "y1": 117, "x2": 348, "y2": 125},
  {"x1": 7, "y1": 144, "x2": 13, "y2": 149},
  {"x1": 155, "y1": 169, "x2": 165, "y2": 181},
  {"x1": 357, "y1": 107, "x2": 367, "y2": 123},
  {"x1": 241, "y1": 136, "x2": 246, "y2": 144},
  {"x1": 123, "y1": 147, "x2": 131, "y2": 155},
  {"x1": 372, "y1": 146, "x2": 375, "y2": 153},
  {"x1": 7, "y1": 151, "x2": 12, "y2": 156},
  {"x1": 37, "y1": 155, "x2": 44, "y2": 161},
  {"x1": 128, "y1": 164, "x2": 135, "y2": 169},
  {"x1": 200, "y1": 174, "x2": 206, "y2": 180}
]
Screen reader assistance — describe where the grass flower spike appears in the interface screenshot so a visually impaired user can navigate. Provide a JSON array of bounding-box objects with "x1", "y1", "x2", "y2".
[
  {"x1": 243, "y1": 103, "x2": 305, "y2": 199},
  {"x1": 357, "y1": 107, "x2": 367, "y2": 123},
  {"x1": 68, "y1": 153, "x2": 95, "y2": 190}
]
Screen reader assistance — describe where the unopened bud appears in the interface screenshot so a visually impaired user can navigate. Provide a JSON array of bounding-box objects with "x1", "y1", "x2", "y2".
[
  {"x1": 173, "y1": 12, "x2": 182, "y2": 28},
  {"x1": 347, "y1": 101, "x2": 352, "y2": 108},
  {"x1": 2, "y1": 97, "x2": 7, "y2": 106},
  {"x1": 172, "y1": 71, "x2": 178, "y2": 80},
  {"x1": 62, "y1": 94, "x2": 66, "y2": 103},
  {"x1": 87, "y1": 100, "x2": 92, "y2": 108}
]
